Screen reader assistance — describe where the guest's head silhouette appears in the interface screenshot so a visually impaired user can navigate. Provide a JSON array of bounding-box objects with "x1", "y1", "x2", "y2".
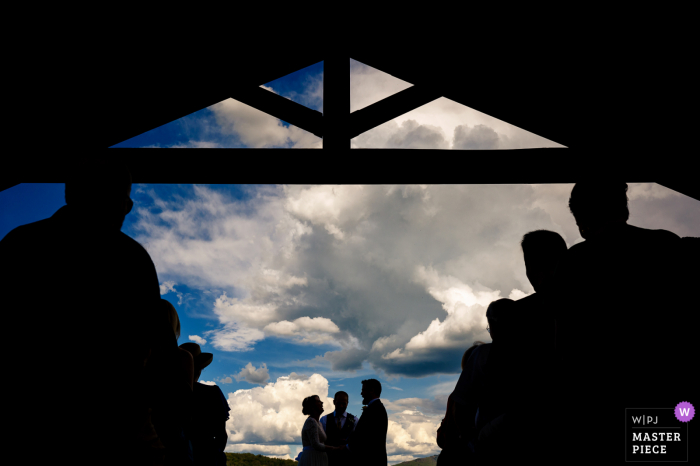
[
  {"x1": 360, "y1": 379, "x2": 381, "y2": 405},
  {"x1": 568, "y1": 182, "x2": 629, "y2": 239},
  {"x1": 333, "y1": 391, "x2": 349, "y2": 416},
  {"x1": 64, "y1": 158, "x2": 133, "y2": 231},
  {"x1": 179, "y1": 342, "x2": 213, "y2": 383},
  {"x1": 521, "y1": 230, "x2": 567, "y2": 292},
  {"x1": 485, "y1": 298, "x2": 515, "y2": 342},
  {"x1": 160, "y1": 299, "x2": 181, "y2": 341}
]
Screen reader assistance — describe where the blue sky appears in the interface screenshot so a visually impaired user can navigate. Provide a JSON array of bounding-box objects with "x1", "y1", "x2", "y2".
[{"x1": 2, "y1": 182, "x2": 698, "y2": 461}]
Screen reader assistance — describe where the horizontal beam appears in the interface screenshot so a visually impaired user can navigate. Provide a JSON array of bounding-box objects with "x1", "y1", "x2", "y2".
[
  {"x1": 231, "y1": 87, "x2": 323, "y2": 137},
  {"x1": 349, "y1": 86, "x2": 443, "y2": 139},
  {"x1": 3, "y1": 149, "x2": 698, "y2": 203}
]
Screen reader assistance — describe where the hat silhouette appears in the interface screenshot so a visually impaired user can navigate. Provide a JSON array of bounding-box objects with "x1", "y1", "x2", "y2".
[{"x1": 179, "y1": 342, "x2": 213, "y2": 371}]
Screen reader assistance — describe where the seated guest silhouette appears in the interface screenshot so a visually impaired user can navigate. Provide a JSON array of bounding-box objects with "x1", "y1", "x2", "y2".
[
  {"x1": 296, "y1": 396, "x2": 340, "y2": 466},
  {"x1": 0, "y1": 159, "x2": 182, "y2": 465},
  {"x1": 450, "y1": 299, "x2": 517, "y2": 463},
  {"x1": 147, "y1": 300, "x2": 197, "y2": 466},
  {"x1": 340, "y1": 379, "x2": 388, "y2": 466},
  {"x1": 179, "y1": 343, "x2": 230, "y2": 466},
  {"x1": 320, "y1": 391, "x2": 358, "y2": 466},
  {"x1": 436, "y1": 342, "x2": 484, "y2": 466},
  {"x1": 548, "y1": 182, "x2": 693, "y2": 464}
]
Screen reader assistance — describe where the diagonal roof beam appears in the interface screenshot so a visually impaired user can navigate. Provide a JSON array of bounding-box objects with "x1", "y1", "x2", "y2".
[
  {"x1": 231, "y1": 86, "x2": 323, "y2": 137},
  {"x1": 348, "y1": 86, "x2": 443, "y2": 140}
]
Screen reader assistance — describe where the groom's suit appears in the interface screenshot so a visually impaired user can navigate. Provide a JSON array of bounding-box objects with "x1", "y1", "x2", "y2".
[{"x1": 346, "y1": 399, "x2": 388, "y2": 466}]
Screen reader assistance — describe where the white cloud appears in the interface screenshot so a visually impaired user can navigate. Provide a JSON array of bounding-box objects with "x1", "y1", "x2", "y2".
[
  {"x1": 188, "y1": 335, "x2": 207, "y2": 345},
  {"x1": 264, "y1": 316, "x2": 340, "y2": 345},
  {"x1": 234, "y1": 363, "x2": 270, "y2": 385},
  {"x1": 132, "y1": 183, "x2": 699, "y2": 377},
  {"x1": 628, "y1": 183, "x2": 682, "y2": 201},
  {"x1": 200, "y1": 380, "x2": 216, "y2": 386},
  {"x1": 386, "y1": 409, "x2": 441, "y2": 459},
  {"x1": 225, "y1": 373, "x2": 334, "y2": 445},
  {"x1": 349, "y1": 57, "x2": 564, "y2": 149},
  {"x1": 382, "y1": 266, "x2": 498, "y2": 359},
  {"x1": 209, "y1": 96, "x2": 321, "y2": 149},
  {"x1": 508, "y1": 289, "x2": 530, "y2": 300},
  {"x1": 350, "y1": 58, "x2": 413, "y2": 112},
  {"x1": 220, "y1": 377, "x2": 233, "y2": 384},
  {"x1": 203, "y1": 322, "x2": 265, "y2": 352},
  {"x1": 160, "y1": 280, "x2": 176, "y2": 295}
]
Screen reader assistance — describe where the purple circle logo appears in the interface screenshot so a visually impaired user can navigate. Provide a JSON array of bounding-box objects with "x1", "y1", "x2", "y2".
[{"x1": 674, "y1": 401, "x2": 695, "y2": 422}]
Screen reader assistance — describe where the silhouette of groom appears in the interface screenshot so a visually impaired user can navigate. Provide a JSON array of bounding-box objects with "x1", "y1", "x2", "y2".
[{"x1": 340, "y1": 380, "x2": 388, "y2": 466}]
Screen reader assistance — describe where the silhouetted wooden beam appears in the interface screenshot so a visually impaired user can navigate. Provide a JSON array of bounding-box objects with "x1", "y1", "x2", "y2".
[
  {"x1": 231, "y1": 86, "x2": 323, "y2": 137},
  {"x1": 348, "y1": 86, "x2": 443, "y2": 140},
  {"x1": 350, "y1": 51, "x2": 572, "y2": 149},
  {"x1": 106, "y1": 90, "x2": 233, "y2": 149},
  {"x1": 105, "y1": 52, "x2": 324, "y2": 149},
  {"x1": 9, "y1": 150, "x2": 700, "y2": 202},
  {"x1": 323, "y1": 52, "x2": 350, "y2": 151}
]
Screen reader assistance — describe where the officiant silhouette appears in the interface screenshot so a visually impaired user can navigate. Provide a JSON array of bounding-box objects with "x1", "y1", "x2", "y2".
[{"x1": 320, "y1": 392, "x2": 359, "y2": 466}]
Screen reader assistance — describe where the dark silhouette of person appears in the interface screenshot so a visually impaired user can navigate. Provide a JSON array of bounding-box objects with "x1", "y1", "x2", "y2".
[
  {"x1": 0, "y1": 159, "x2": 186, "y2": 465},
  {"x1": 140, "y1": 299, "x2": 196, "y2": 464},
  {"x1": 320, "y1": 391, "x2": 358, "y2": 466},
  {"x1": 450, "y1": 298, "x2": 518, "y2": 464},
  {"x1": 436, "y1": 342, "x2": 484, "y2": 466},
  {"x1": 546, "y1": 182, "x2": 695, "y2": 464},
  {"x1": 472, "y1": 230, "x2": 568, "y2": 465},
  {"x1": 146, "y1": 300, "x2": 198, "y2": 466},
  {"x1": 340, "y1": 379, "x2": 388, "y2": 466},
  {"x1": 179, "y1": 342, "x2": 230, "y2": 466}
]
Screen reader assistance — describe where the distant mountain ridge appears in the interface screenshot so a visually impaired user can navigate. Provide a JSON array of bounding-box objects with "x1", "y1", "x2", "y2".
[
  {"x1": 393, "y1": 455, "x2": 438, "y2": 466},
  {"x1": 223, "y1": 451, "x2": 438, "y2": 466},
  {"x1": 225, "y1": 452, "x2": 296, "y2": 466}
]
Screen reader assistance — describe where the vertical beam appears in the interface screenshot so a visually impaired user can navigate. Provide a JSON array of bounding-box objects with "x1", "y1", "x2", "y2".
[{"x1": 323, "y1": 50, "x2": 350, "y2": 151}]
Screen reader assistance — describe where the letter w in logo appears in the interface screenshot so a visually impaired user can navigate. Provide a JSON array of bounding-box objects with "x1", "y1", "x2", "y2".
[{"x1": 680, "y1": 408, "x2": 690, "y2": 416}]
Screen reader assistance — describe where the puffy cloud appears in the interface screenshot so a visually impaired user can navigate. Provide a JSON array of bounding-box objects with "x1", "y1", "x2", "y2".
[
  {"x1": 264, "y1": 316, "x2": 341, "y2": 345},
  {"x1": 203, "y1": 322, "x2": 265, "y2": 352},
  {"x1": 188, "y1": 335, "x2": 207, "y2": 345},
  {"x1": 159, "y1": 280, "x2": 177, "y2": 295},
  {"x1": 378, "y1": 266, "x2": 498, "y2": 362},
  {"x1": 225, "y1": 373, "x2": 333, "y2": 445},
  {"x1": 349, "y1": 58, "x2": 564, "y2": 149},
  {"x1": 452, "y1": 124, "x2": 501, "y2": 149},
  {"x1": 385, "y1": 407, "x2": 442, "y2": 459},
  {"x1": 132, "y1": 183, "x2": 698, "y2": 377},
  {"x1": 219, "y1": 377, "x2": 233, "y2": 384},
  {"x1": 350, "y1": 58, "x2": 413, "y2": 113},
  {"x1": 384, "y1": 396, "x2": 449, "y2": 417},
  {"x1": 234, "y1": 363, "x2": 270, "y2": 385},
  {"x1": 200, "y1": 380, "x2": 216, "y2": 386},
  {"x1": 324, "y1": 348, "x2": 369, "y2": 372},
  {"x1": 508, "y1": 289, "x2": 530, "y2": 300},
  {"x1": 208, "y1": 95, "x2": 321, "y2": 149}
]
